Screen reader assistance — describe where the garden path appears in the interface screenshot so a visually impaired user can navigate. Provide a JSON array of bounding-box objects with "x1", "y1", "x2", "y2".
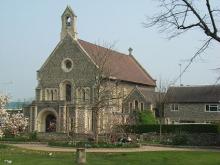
[{"x1": 9, "y1": 144, "x2": 220, "y2": 153}]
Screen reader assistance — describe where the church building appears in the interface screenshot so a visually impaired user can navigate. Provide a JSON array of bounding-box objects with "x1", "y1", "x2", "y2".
[{"x1": 25, "y1": 6, "x2": 156, "y2": 134}]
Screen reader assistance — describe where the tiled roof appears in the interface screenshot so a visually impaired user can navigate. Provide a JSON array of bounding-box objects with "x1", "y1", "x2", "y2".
[
  {"x1": 136, "y1": 87, "x2": 157, "y2": 102},
  {"x1": 166, "y1": 85, "x2": 220, "y2": 103},
  {"x1": 78, "y1": 39, "x2": 156, "y2": 86}
]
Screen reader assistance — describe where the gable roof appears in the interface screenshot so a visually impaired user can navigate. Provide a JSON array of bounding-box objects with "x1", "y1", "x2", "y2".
[
  {"x1": 124, "y1": 86, "x2": 156, "y2": 103},
  {"x1": 137, "y1": 87, "x2": 158, "y2": 103},
  {"x1": 166, "y1": 85, "x2": 220, "y2": 103},
  {"x1": 78, "y1": 39, "x2": 156, "y2": 86}
]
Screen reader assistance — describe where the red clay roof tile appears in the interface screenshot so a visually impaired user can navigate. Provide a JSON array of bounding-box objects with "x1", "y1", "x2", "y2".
[{"x1": 78, "y1": 39, "x2": 156, "y2": 86}]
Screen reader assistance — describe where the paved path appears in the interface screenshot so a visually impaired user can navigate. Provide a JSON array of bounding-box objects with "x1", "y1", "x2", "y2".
[{"x1": 9, "y1": 144, "x2": 220, "y2": 153}]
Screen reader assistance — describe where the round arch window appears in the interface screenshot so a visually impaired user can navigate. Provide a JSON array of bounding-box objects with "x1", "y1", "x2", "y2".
[{"x1": 61, "y1": 58, "x2": 73, "y2": 72}]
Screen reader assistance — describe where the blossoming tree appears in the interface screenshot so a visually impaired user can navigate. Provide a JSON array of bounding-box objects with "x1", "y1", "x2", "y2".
[{"x1": 0, "y1": 95, "x2": 28, "y2": 138}]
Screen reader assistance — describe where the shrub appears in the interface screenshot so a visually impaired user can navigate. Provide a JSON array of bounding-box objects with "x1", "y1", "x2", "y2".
[
  {"x1": 28, "y1": 131, "x2": 37, "y2": 140},
  {"x1": 48, "y1": 141, "x2": 140, "y2": 148},
  {"x1": 138, "y1": 111, "x2": 157, "y2": 124},
  {"x1": 0, "y1": 136, "x2": 29, "y2": 142},
  {"x1": 0, "y1": 144, "x2": 8, "y2": 149},
  {"x1": 123, "y1": 124, "x2": 220, "y2": 134},
  {"x1": 171, "y1": 134, "x2": 188, "y2": 145},
  {"x1": 48, "y1": 141, "x2": 74, "y2": 147}
]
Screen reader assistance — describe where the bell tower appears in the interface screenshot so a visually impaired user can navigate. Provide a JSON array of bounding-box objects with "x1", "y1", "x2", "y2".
[{"x1": 61, "y1": 6, "x2": 77, "y2": 40}]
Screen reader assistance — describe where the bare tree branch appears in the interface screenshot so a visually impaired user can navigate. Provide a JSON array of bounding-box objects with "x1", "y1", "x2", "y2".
[
  {"x1": 144, "y1": 0, "x2": 220, "y2": 42},
  {"x1": 172, "y1": 38, "x2": 213, "y2": 85},
  {"x1": 206, "y1": 0, "x2": 218, "y2": 34}
]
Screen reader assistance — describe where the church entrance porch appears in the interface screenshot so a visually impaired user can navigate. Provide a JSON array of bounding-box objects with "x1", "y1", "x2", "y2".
[{"x1": 37, "y1": 108, "x2": 58, "y2": 132}]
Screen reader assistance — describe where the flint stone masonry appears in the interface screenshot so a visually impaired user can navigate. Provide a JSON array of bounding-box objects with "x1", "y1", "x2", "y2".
[{"x1": 25, "y1": 6, "x2": 156, "y2": 135}]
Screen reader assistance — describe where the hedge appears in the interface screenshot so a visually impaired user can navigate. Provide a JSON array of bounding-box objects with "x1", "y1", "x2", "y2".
[
  {"x1": 122, "y1": 124, "x2": 220, "y2": 134},
  {"x1": 48, "y1": 141, "x2": 140, "y2": 148}
]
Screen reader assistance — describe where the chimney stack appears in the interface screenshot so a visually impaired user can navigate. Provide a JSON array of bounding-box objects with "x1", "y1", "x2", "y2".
[{"x1": 128, "y1": 47, "x2": 133, "y2": 56}]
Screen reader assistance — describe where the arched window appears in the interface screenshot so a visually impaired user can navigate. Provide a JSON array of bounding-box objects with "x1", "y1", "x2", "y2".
[
  {"x1": 51, "y1": 90, "x2": 54, "y2": 101},
  {"x1": 134, "y1": 100, "x2": 139, "y2": 110},
  {"x1": 66, "y1": 84, "x2": 72, "y2": 101},
  {"x1": 82, "y1": 89, "x2": 86, "y2": 102},
  {"x1": 85, "y1": 88, "x2": 90, "y2": 102},
  {"x1": 66, "y1": 16, "x2": 71, "y2": 26},
  {"x1": 54, "y1": 89, "x2": 58, "y2": 100},
  {"x1": 46, "y1": 89, "x2": 50, "y2": 101}
]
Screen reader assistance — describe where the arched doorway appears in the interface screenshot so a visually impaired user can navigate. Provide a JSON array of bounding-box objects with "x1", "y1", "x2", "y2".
[
  {"x1": 37, "y1": 108, "x2": 58, "y2": 132},
  {"x1": 45, "y1": 114, "x2": 56, "y2": 132}
]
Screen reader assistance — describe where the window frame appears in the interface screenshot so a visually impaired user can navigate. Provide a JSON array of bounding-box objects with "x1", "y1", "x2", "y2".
[
  {"x1": 170, "y1": 104, "x2": 179, "y2": 111},
  {"x1": 205, "y1": 104, "x2": 220, "y2": 112},
  {"x1": 140, "y1": 102, "x2": 144, "y2": 111}
]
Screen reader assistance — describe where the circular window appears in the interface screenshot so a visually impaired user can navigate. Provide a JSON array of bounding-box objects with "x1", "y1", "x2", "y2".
[{"x1": 61, "y1": 58, "x2": 73, "y2": 72}]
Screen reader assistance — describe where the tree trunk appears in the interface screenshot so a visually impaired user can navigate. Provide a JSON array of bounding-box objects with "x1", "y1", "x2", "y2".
[{"x1": 92, "y1": 110, "x2": 99, "y2": 143}]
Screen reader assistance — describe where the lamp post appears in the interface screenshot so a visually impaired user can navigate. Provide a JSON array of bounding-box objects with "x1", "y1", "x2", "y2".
[{"x1": 178, "y1": 64, "x2": 182, "y2": 86}]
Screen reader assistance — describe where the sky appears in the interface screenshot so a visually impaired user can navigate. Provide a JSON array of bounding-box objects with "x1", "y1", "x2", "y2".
[{"x1": 0, "y1": 0, "x2": 219, "y2": 101}]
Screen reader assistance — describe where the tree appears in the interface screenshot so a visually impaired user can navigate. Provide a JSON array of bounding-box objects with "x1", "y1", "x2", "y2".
[
  {"x1": 0, "y1": 95, "x2": 9, "y2": 138},
  {"x1": 145, "y1": 0, "x2": 220, "y2": 42},
  {"x1": 145, "y1": 0, "x2": 220, "y2": 81},
  {"x1": 4, "y1": 112, "x2": 28, "y2": 136},
  {"x1": 71, "y1": 42, "x2": 123, "y2": 144},
  {"x1": 152, "y1": 79, "x2": 169, "y2": 141},
  {"x1": 89, "y1": 43, "x2": 123, "y2": 143},
  {"x1": 137, "y1": 111, "x2": 157, "y2": 125},
  {"x1": 0, "y1": 94, "x2": 28, "y2": 137}
]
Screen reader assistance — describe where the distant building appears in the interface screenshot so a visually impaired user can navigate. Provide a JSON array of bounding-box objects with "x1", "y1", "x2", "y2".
[
  {"x1": 6, "y1": 102, "x2": 26, "y2": 114},
  {"x1": 164, "y1": 85, "x2": 220, "y2": 124},
  {"x1": 24, "y1": 6, "x2": 156, "y2": 134}
]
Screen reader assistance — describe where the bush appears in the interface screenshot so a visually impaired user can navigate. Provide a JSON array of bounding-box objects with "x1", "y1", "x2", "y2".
[
  {"x1": 123, "y1": 124, "x2": 220, "y2": 134},
  {"x1": 48, "y1": 141, "x2": 75, "y2": 147},
  {"x1": 28, "y1": 131, "x2": 37, "y2": 140},
  {"x1": 0, "y1": 133, "x2": 38, "y2": 142},
  {"x1": 0, "y1": 144, "x2": 8, "y2": 149},
  {"x1": 48, "y1": 141, "x2": 140, "y2": 148},
  {"x1": 171, "y1": 134, "x2": 188, "y2": 145},
  {"x1": 0, "y1": 136, "x2": 29, "y2": 142},
  {"x1": 138, "y1": 111, "x2": 157, "y2": 124}
]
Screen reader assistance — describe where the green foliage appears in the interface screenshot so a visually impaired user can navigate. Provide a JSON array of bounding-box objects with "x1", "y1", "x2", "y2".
[
  {"x1": 0, "y1": 143, "x2": 7, "y2": 149},
  {"x1": 48, "y1": 141, "x2": 75, "y2": 148},
  {"x1": 161, "y1": 134, "x2": 188, "y2": 145},
  {"x1": 171, "y1": 134, "x2": 188, "y2": 145},
  {"x1": 123, "y1": 124, "x2": 220, "y2": 134},
  {"x1": 0, "y1": 136, "x2": 29, "y2": 142},
  {"x1": 0, "y1": 133, "x2": 38, "y2": 142},
  {"x1": 48, "y1": 141, "x2": 140, "y2": 148},
  {"x1": 28, "y1": 131, "x2": 37, "y2": 140},
  {"x1": 138, "y1": 110, "x2": 157, "y2": 124}
]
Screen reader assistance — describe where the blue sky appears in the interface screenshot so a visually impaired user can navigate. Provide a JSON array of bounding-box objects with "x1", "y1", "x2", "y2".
[{"x1": 0, "y1": 0, "x2": 219, "y2": 100}]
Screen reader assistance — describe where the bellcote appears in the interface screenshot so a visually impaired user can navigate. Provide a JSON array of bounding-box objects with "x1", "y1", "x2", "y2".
[{"x1": 61, "y1": 6, "x2": 77, "y2": 40}]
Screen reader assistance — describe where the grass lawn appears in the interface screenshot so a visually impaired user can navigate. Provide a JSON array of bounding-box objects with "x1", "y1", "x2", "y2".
[{"x1": 1, "y1": 145, "x2": 220, "y2": 165}]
